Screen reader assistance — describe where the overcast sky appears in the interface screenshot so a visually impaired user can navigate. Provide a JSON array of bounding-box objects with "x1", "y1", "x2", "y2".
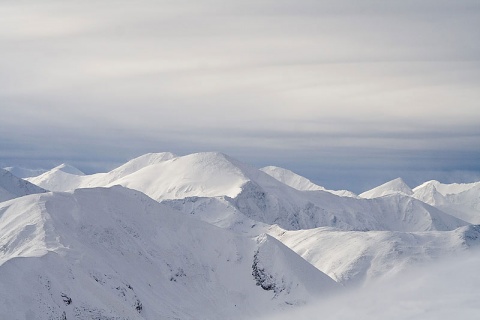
[{"x1": 1, "y1": 0, "x2": 479, "y2": 192}]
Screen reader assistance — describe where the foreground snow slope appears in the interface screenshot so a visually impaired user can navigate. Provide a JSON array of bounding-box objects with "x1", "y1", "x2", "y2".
[
  {"x1": 0, "y1": 168, "x2": 47, "y2": 202},
  {"x1": 268, "y1": 224, "x2": 480, "y2": 286},
  {"x1": 0, "y1": 186, "x2": 337, "y2": 319}
]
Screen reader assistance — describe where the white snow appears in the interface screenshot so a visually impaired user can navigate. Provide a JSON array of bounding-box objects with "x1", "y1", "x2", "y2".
[
  {"x1": 268, "y1": 224, "x2": 480, "y2": 286},
  {"x1": 0, "y1": 168, "x2": 47, "y2": 202},
  {"x1": 359, "y1": 177, "x2": 413, "y2": 199},
  {"x1": 7, "y1": 151, "x2": 480, "y2": 318},
  {"x1": 3, "y1": 166, "x2": 47, "y2": 178},
  {"x1": 28, "y1": 152, "x2": 467, "y2": 232},
  {"x1": 0, "y1": 186, "x2": 338, "y2": 319},
  {"x1": 413, "y1": 181, "x2": 480, "y2": 224},
  {"x1": 260, "y1": 166, "x2": 357, "y2": 197}
]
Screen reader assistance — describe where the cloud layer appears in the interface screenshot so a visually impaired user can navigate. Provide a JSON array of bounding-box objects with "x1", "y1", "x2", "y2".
[{"x1": 1, "y1": 0, "x2": 479, "y2": 192}]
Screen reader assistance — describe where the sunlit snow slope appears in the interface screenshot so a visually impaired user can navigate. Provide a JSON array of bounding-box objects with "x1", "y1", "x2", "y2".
[{"x1": 0, "y1": 186, "x2": 338, "y2": 319}]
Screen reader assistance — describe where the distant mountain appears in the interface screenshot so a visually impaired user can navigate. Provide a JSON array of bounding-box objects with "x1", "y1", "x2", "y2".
[
  {"x1": 27, "y1": 152, "x2": 467, "y2": 232},
  {"x1": 260, "y1": 166, "x2": 357, "y2": 197},
  {"x1": 3, "y1": 166, "x2": 47, "y2": 178},
  {"x1": 0, "y1": 186, "x2": 338, "y2": 319},
  {"x1": 414, "y1": 180, "x2": 480, "y2": 197},
  {"x1": 0, "y1": 168, "x2": 47, "y2": 202},
  {"x1": 26, "y1": 153, "x2": 174, "y2": 192},
  {"x1": 359, "y1": 178, "x2": 413, "y2": 199},
  {"x1": 413, "y1": 181, "x2": 480, "y2": 224}
]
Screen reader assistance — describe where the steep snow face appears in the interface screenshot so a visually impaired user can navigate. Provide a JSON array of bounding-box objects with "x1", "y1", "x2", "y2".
[
  {"x1": 0, "y1": 186, "x2": 337, "y2": 319},
  {"x1": 3, "y1": 166, "x2": 47, "y2": 178},
  {"x1": 0, "y1": 168, "x2": 47, "y2": 202},
  {"x1": 359, "y1": 178, "x2": 413, "y2": 199},
  {"x1": 260, "y1": 166, "x2": 357, "y2": 197},
  {"x1": 413, "y1": 181, "x2": 480, "y2": 224},
  {"x1": 269, "y1": 224, "x2": 480, "y2": 286}
]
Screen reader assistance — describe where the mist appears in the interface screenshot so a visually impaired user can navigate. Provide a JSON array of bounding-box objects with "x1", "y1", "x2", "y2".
[{"x1": 257, "y1": 249, "x2": 480, "y2": 319}]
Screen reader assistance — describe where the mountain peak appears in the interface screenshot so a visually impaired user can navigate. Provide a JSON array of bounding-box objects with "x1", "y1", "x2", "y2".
[
  {"x1": 0, "y1": 168, "x2": 47, "y2": 202},
  {"x1": 260, "y1": 166, "x2": 326, "y2": 192},
  {"x1": 52, "y1": 163, "x2": 85, "y2": 176},
  {"x1": 359, "y1": 177, "x2": 413, "y2": 199}
]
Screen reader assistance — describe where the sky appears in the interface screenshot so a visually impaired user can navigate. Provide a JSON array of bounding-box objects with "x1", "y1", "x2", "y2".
[{"x1": 1, "y1": 0, "x2": 480, "y2": 193}]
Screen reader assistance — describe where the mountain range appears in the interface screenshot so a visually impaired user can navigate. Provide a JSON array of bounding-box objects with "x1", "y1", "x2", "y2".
[{"x1": 2, "y1": 151, "x2": 479, "y2": 318}]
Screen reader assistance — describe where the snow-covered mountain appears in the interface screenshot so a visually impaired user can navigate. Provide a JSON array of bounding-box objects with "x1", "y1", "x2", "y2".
[
  {"x1": 0, "y1": 186, "x2": 338, "y2": 319},
  {"x1": 27, "y1": 152, "x2": 467, "y2": 232},
  {"x1": 26, "y1": 153, "x2": 175, "y2": 192},
  {"x1": 5, "y1": 151, "x2": 480, "y2": 318},
  {"x1": 359, "y1": 178, "x2": 413, "y2": 199},
  {"x1": 269, "y1": 224, "x2": 480, "y2": 286},
  {"x1": 3, "y1": 166, "x2": 47, "y2": 178},
  {"x1": 414, "y1": 180, "x2": 480, "y2": 198},
  {"x1": 413, "y1": 181, "x2": 480, "y2": 224},
  {"x1": 0, "y1": 168, "x2": 47, "y2": 202},
  {"x1": 260, "y1": 166, "x2": 357, "y2": 197}
]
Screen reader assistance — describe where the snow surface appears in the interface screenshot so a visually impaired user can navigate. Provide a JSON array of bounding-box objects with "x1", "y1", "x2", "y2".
[
  {"x1": 0, "y1": 168, "x2": 47, "y2": 202},
  {"x1": 412, "y1": 181, "x2": 480, "y2": 224},
  {"x1": 28, "y1": 152, "x2": 468, "y2": 232},
  {"x1": 260, "y1": 166, "x2": 357, "y2": 197},
  {"x1": 3, "y1": 166, "x2": 47, "y2": 178},
  {"x1": 268, "y1": 224, "x2": 480, "y2": 286},
  {"x1": 359, "y1": 177, "x2": 413, "y2": 199},
  {"x1": 0, "y1": 186, "x2": 338, "y2": 319},
  {"x1": 14, "y1": 151, "x2": 480, "y2": 318}
]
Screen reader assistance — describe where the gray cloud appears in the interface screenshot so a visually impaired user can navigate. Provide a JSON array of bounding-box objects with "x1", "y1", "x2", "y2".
[{"x1": 1, "y1": 0, "x2": 479, "y2": 192}]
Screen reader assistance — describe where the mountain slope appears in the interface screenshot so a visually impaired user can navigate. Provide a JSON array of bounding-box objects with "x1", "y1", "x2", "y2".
[
  {"x1": 3, "y1": 166, "x2": 47, "y2": 178},
  {"x1": 26, "y1": 152, "x2": 468, "y2": 232},
  {"x1": 104, "y1": 152, "x2": 469, "y2": 232},
  {"x1": 413, "y1": 181, "x2": 480, "y2": 224},
  {"x1": 0, "y1": 186, "x2": 338, "y2": 319},
  {"x1": 26, "y1": 153, "x2": 176, "y2": 192},
  {"x1": 0, "y1": 168, "x2": 47, "y2": 202},
  {"x1": 269, "y1": 224, "x2": 480, "y2": 286},
  {"x1": 359, "y1": 178, "x2": 413, "y2": 199},
  {"x1": 260, "y1": 166, "x2": 356, "y2": 197}
]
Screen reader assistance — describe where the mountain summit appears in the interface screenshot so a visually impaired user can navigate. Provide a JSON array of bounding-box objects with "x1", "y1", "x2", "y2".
[{"x1": 359, "y1": 178, "x2": 413, "y2": 199}]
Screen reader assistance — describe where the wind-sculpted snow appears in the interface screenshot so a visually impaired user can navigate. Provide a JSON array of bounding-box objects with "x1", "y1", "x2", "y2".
[
  {"x1": 0, "y1": 168, "x2": 47, "y2": 202},
  {"x1": 0, "y1": 186, "x2": 338, "y2": 319}
]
